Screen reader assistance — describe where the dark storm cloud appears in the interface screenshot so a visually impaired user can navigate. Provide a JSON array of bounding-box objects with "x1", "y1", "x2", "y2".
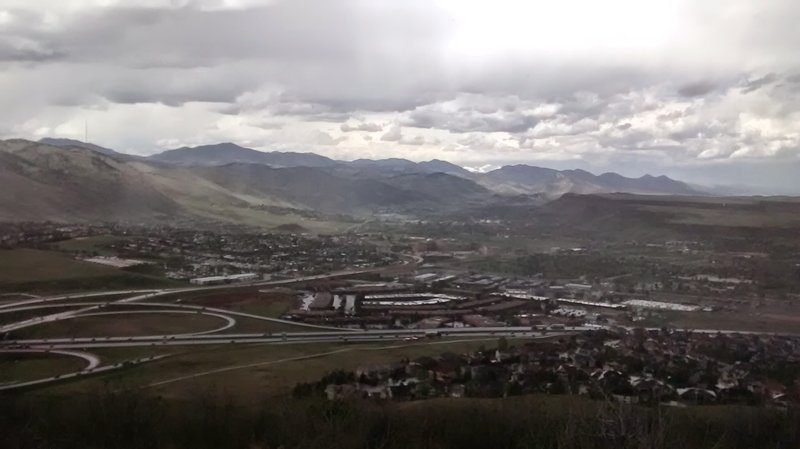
[
  {"x1": 102, "y1": 71, "x2": 256, "y2": 106},
  {"x1": 0, "y1": 0, "x2": 454, "y2": 114},
  {"x1": 21, "y1": 3, "x2": 365, "y2": 66},
  {"x1": 740, "y1": 73, "x2": 778, "y2": 93},
  {"x1": 0, "y1": 37, "x2": 64, "y2": 62},
  {"x1": 677, "y1": 80, "x2": 718, "y2": 97}
]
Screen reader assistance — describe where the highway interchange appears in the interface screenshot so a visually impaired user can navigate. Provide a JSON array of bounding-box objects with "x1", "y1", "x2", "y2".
[{"x1": 2, "y1": 264, "x2": 798, "y2": 392}]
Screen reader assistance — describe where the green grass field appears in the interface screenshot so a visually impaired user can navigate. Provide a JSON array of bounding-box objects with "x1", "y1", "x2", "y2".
[
  {"x1": 226, "y1": 316, "x2": 324, "y2": 333},
  {"x1": 0, "y1": 249, "x2": 179, "y2": 293},
  {"x1": 0, "y1": 353, "x2": 87, "y2": 384},
  {"x1": 14, "y1": 313, "x2": 227, "y2": 339},
  {"x1": 39, "y1": 337, "x2": 526, "y2": 401},
  {"x1": 0, "y1": 249, "x2": 121, "y2": 283},
  {"x1": 54, "y1": 235, "x2": 128, "y2": 254}
]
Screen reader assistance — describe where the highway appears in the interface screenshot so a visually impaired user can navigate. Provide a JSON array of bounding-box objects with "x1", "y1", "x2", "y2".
[
  {"x1": 0, "y1": 300, "x2": 357, "y2": 333},
  {"x1": 64, "y1": 310, "x2": 238, "y2": 336},
  {"x1": 2, "y1": 256, "x2": 797, "y2": 393},
  {"x1": 0, "y1": 354, "x2": 171, "y2": 392},
  {"x1": 0, "y1": 267, "x2": 387, "y2": 333},
  {"x1": 3, "y1": 326, "x2": 579, "y2": 350}
]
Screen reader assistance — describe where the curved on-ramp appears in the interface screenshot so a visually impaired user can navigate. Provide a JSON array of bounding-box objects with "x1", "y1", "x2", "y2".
[
  {"x1": 1, "y1": 300, "x2": 353, "y2": 334},
  {"x1": 71, "y1": 310, "x2": 237, "y2": 336}
]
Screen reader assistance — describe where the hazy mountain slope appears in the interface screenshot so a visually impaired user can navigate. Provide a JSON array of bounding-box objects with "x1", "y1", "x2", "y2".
[
  {"x1": 482, "y1": 165, "x2": 698, "y2": 197},
  {"x1": 0, "y1": 139, "x2": 497, "y2": 223},
  {"x1": 192, "y1": 163, "x2": 434, "y2": 214},
  {"x1": 382, "y1": 172, "x2": 492, "y2": 200},
  {"x1": 347, "y1": 158, "x2": 474, "y2": 177},
  {"x1": 0, "y1": 140, "x2": 178, "y2": 221},
  {"x1": 417, "y1": 159, "x2": 473, "y2": 176},
  {"x1": 347, "y1": 158, "x2": 420, "y2": 171},
  {"x1": 0, "y1": 138, "x2": 707, "y2": 227},
  {"x1": 149, "y1": 142, "x2": 338, "y2": 167},
  {"x1": 38, "y1": 138, "x2": 127, "y2": 158},
  {"x1": 594, "y1": 172, "x2": 696, "y2": 195},
  {"x1": 144, "y1": 141, "x2": 698, "y2": 197}
]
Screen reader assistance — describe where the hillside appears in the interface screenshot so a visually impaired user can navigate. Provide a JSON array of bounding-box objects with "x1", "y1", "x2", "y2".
[
  {"x1": 192, "y1": 163, "x2": 430, "y2": 214},
  {"x1": 147, "y1": 142, "x2": 697, "y2": 197},
  {"x1": 482, "y1": 165, "x2": 698, "y2": 197},
  {"x1": 0, "y1": 139, "x2": 505, "y2": 225},
  {"x1": 0, "y1": 140, "x2": 178, "y2": 222},
  {"x1": 38, "y1": 137, "x2": 129, "y2": 159},
  {"x1": 149, "y1": 142, "x2": 339, "y2": 168},
  {"x1": 0, "y1": 139, "x2": 732, "y2": 229}
]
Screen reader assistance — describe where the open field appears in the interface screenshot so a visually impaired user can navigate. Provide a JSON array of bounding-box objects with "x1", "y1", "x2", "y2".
[
  {"x1": 13, "y1": 313, "x2": 227, "y2": 339},
  {"x1": 0, "y1": 249, "x2": 179, "y2": 293},
  {"x1": 37, "y1": 337, "x2": 531, "y2": 401},
  {"x1": 176, "y1": 290, "x2": 297, "y2": 318},
  {"x1": 54, "y1": 235, "x2": 128, "y2": 254},
  {"x1": 0, "y1": 353, "x2": 86, "y2": 384},
  {"x1": 226, "y1": 316, "x2": 323, "y2": 333},
  {"x1": 670, "y1": 310, "x2": 800, "y2": 334},
  {"x1": 0, "y1": 249, "x2": 120, "y2": 283}
]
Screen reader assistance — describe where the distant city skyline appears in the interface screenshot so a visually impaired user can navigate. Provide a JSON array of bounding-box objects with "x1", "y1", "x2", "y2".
[{"x1": 1, "y1": 0, "x2": 799, "y2": 192}]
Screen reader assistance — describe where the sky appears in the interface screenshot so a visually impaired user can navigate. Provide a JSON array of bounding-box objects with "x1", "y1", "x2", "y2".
[{"x1": 1, "y1": 0, "x2": 800, "y2": 192}]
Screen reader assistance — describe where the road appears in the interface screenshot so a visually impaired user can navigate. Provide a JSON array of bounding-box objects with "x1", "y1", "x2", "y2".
[
  {"x1": 0, "y1": 267, "x2": 387, "y2": 333},
  {"x1": 3, "y1": 257, "x2": 797, "y2": 393},
  {"x1": 0, "y1": 300, "x2": 356, "y2": 333},
  {"x1": 3, "y1": 326, "x2": 580, "y2": 350},
  {"x1": 0, "y1": 354, "x2": 171, "y2": 392},
  {"x1": 63, "y1": 310, "x2": 238, "y2": 336}
]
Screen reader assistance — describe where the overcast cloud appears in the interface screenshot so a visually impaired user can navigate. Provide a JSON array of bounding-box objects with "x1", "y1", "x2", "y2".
[{"x1": 1, "y1": 0, "x2": 800, "y2": 191}]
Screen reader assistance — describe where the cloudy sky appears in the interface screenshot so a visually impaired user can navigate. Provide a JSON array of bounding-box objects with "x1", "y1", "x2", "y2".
[{"x1": 2, "y1": 0, "x2": 800, "y2": 192}]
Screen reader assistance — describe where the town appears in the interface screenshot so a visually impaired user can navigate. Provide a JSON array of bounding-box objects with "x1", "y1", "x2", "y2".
[{"x1": 302, "y1": 329, "x2": 800, "y2": 407}]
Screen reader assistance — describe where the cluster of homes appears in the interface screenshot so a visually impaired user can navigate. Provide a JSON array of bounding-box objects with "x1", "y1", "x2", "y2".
[
  {"x1": 0, "y1": 222, "x2": 106, "y2": 248},
  {"x1": 78, "y1": 227, "x2": 398, "y2": 280},
  {"x1": 299, "y1": 329, "x2": 800, "y2": 407}
]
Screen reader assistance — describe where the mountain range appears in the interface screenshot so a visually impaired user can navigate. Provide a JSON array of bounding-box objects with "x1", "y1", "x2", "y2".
[
  {"x1": 0, "y1": 138, "x2": 702, "y2": 228},
  {"x1": 143, "y1": 142, "x2": 697, "y2": 196}
]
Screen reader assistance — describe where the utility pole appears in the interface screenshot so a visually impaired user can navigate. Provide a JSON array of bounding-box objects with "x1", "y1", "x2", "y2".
[{"x1": 84, "y1": 118, "x2": 88, "y2": 142}]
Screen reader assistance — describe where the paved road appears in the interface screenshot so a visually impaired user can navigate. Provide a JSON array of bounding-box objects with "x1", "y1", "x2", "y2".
[
  {"x1": 3, "y1": 326, "x2": 578, "y2": 350},
  {"x1": 0, "y1": 354, "x2": 170, "y2": 392},
  {"x1": 0, "y1": 290, "x2": 160, "y2": 310},
  {"x1": 0, "y1": 300, "x2": 355, "y2": 333},
  {"x1": 64, "y1": 310, "x2": 238, "y2": 336},
  {"x1": 0, "y1": 268, "x2": 385, "y2": 333}
]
